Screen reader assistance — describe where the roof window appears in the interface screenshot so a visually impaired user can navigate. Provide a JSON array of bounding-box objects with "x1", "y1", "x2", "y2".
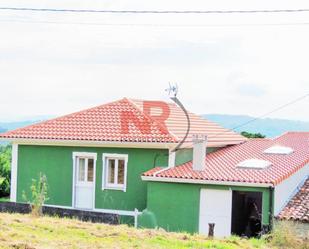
[
  {"x1": 263, "y1": 146, "x2": 294, "y2": 155},
  {"x1": 237, "y1": 159, "x2": 272, "y2": 169}
]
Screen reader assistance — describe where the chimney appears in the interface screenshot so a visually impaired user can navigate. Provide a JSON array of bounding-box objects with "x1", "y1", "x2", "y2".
[{"x1": 192, "y1": 134, "x2": 207, "y2": 171}]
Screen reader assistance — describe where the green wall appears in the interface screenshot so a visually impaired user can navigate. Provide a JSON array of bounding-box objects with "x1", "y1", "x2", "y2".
[
  {"x1": 144, "y1": 181, "x2": 271, "y2": 234},
  {"x1": 17, "y1": 145, "x2": 168, "y2": 212},
  {"x1": 146, "y1": 182, "x2": 201, "y2": 233}
]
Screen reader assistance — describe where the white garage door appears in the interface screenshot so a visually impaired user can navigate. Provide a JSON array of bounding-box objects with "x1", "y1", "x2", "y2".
[{"x1": 199, "y1": 189, "x2": 232, "y2": 237}]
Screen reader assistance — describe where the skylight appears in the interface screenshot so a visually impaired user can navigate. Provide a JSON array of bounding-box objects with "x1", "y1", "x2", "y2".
[
  {"x1": 263, "y1": 146, "x2": 294, "y2": 155},
  {"x1": 237, "y1": 159, "x2": 272, "y2": 169}
]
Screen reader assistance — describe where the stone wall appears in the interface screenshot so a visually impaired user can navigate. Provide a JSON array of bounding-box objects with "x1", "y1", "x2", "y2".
[{"x1": 0, "y1": 202, "x2": 119, "y2": 224}]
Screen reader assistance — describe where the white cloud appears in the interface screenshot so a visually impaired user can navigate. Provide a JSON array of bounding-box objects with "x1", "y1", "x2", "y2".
[{"x1": 0, "y1": 0, "x2": 308, "y2": 121}]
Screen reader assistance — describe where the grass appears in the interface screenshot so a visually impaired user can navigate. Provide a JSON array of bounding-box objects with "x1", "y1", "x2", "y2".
[
  {"x1": 266, "y1": 221, "x2": 309, "y2": 249},
  {"x1": 0, "y1": 213, "x2": 275, "y2": 249},
  {"x1": 0, "y1": 212, "x2": 273, "y2": 249}
]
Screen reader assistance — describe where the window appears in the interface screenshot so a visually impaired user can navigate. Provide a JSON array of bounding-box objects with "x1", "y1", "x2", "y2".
[
  {"x1": 77, "y1": 157, "x2": 95, "y2": 183},
  {"x1": 103, "y1": 154, "x2": 128, "y2": 191},
  {"x1": 87, "y1": 159, "x2": 94, "y2": 182},
  {"x1": 78, "y1": 158, "x2": 86, "y2": 181}
]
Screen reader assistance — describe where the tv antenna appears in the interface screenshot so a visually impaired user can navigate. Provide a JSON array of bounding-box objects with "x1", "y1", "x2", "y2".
[
  {"x1": 165, "y1": 83, "x2": 178, "y2": 97},
  {"x1": 165, "y1": 83, "x2": 190, "y2": 152}
]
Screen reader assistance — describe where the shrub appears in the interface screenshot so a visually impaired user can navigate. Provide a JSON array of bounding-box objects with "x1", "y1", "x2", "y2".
[
  {"x1": 23, "y1": 173, "x2": 49, "y2": 217},
  {"x1": 267, "y1": 221, "x2": 309, "y2": 249}
]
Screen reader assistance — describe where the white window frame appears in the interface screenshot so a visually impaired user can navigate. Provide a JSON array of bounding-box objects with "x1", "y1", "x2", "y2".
[{"x1": 102, "y1": 153, "x2": 128, "y2": 192}]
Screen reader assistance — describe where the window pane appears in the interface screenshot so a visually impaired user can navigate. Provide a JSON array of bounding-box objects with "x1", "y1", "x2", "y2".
[
  {"x1": 78, "y1": 158, "x2": 85, "y2": 181},
  {"x1": 117, "y1": 160, "x2": 125, "y2": 185},
  {"x1": 108, "y1": 159, "x2": 115, "y2": 184},
  {"x1": 87, "y1": 159, "x2": 94, "y2": 182}
]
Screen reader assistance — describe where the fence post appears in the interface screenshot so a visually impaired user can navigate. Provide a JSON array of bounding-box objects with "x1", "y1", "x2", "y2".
[{"x1": 134, "y1": 208, "x2": 139, "y2": 228}]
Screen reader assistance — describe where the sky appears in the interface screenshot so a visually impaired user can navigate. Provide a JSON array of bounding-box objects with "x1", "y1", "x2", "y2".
[{"x1": 0, "y1": 0, "x2": 309, "y2": 122}]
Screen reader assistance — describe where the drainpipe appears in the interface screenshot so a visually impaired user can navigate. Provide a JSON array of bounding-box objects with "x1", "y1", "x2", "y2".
[{"x1": 268, "y1": 186, "x2": 274, "y2": 232}]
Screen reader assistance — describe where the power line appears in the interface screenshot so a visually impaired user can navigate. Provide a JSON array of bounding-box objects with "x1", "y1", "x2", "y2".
[
  {"x1": 1, "y1": 19, "x2": 309, "y2": 28},
  {"x1": 225, "y1": 92, "x2": 309, "y2": 133},
  {"x1": 180, "y1": 92, "x2": 309, "y2": 149},
  {"x1": 0, "y1": 7, "x2": 309, "y2": 14}
]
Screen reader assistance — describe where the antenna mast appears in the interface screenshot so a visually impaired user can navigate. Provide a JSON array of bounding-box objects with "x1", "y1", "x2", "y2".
[{"x1": 166, "y1": 83, "x2": 190, "y2": 152}]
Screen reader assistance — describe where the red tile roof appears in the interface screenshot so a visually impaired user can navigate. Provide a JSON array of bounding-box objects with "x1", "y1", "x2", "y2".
[
  {"x1": 130, "y1": 99, "x2": 245, "y2": 147},
  {"x1": 0, "y1": 98, "x2": 176, "y2": 143},
  {"x1": 143, "y1": 132, "x2": 309, "y2": 185},
  {"x1": 0, "y1": 98, "x2": 245, "y2": 146},
  {"x1": 278, "y1": 177, "x2": 309, "y2": 223}
]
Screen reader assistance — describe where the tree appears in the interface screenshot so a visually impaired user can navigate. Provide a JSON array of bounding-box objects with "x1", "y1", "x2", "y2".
[
  {"x1": 0, "y1": 145, "x2": 11, "y2": 197},
  {"x1": 241, "y1": 131, "x2": 266, "y2": 139}
]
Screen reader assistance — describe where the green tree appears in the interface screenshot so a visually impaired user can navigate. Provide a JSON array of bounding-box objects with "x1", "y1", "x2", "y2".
[
  {"x1": 0, "y1": 145, "x2": 11, "y2": 197},
  {"x1": 241, "y1": 131, "x2": 266, "y2": 138}
]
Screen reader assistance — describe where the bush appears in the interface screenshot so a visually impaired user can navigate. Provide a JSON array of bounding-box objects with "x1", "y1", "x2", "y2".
[
  {"x1": 0, "y1": 145, "x2": 11, "y2": 197},
  {"x1": 23, "y1": 173, "x2": 49, "y2": 217},
  {"x1": 267, "y1": 221, "x2": 309, "y2": 249}
]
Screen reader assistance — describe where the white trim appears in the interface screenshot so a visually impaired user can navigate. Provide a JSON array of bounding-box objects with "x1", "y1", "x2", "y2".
[
  {"x1": 72, "y1": 156, "x2": 76, "y2": 207},
  {"x1": 72, "y1": 152, "x2": 97, "y2": 210},
  {"x1": 168, "y1": 150, "x2": 176, "y2": 167},
  {"x1": 93, "y1": 157, "x2": 97, "y2": 210},
  {"x1": 72, "y1": 152, "x2": 97, "y2": 160},
  {"x1": 43, "y1": 204, "x2": 141, "y2": 216},
  {"x1": 10, "y1": 143, "x2": 18, "y2": 202},
  {"x1": 3, "y1": 138, "x2": 176, "y2": 149},
  {"x1": 141, "y1": 176, "x2": 273, "y2": 187},
  {"x1": 102, "y1": 153, "x2": 128, "y2": 192}
]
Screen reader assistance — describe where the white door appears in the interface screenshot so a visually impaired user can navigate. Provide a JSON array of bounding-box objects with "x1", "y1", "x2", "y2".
[
  {"x1": 74, "y1": 157, "x2": 95, "y2": 210},
  {"x1": 199, "y1": 189, "x2": 232, "y2": 237}
]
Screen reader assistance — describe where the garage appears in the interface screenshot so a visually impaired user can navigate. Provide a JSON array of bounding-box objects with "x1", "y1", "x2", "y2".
[
  {"x1": 231, "y1": 191, "x2": 263, "y2": 237},
  {"x1": 199, "y1": 189, "x2": 232, "y2": 237}
]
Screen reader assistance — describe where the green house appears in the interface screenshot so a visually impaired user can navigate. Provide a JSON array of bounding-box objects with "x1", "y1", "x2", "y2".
[{"x1": 1, "y1": 98, "x2": 308, "y2": 237}]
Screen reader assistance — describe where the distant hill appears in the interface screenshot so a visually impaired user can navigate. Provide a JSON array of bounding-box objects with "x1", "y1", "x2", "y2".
[
  {"x1": 1, "y1": 115, "x2": 309, "y2": 139},
  {"x1": 0, "y1": 120, "x2": 42, "y2": 132},
  {"x1": 204, "y1": 114, "x2": 309, "y2": 138},
  {"x1": 0, "y1": 120, "x2": 44, "y2": 145}
]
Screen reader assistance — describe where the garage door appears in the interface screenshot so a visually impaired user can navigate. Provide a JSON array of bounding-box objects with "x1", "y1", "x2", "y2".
[{"x1": 199, "y1": 189, "x2": 232, "y2": 237}]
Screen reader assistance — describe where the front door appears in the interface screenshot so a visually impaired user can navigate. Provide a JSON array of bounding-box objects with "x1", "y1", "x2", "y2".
[{"x1": 74, "y1": 157, "x2": 95, "y2": 210}]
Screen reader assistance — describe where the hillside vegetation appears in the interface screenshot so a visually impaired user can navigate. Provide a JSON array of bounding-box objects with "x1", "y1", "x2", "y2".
[
  {"x1": 0, "y1": 146, "x2": 11, "y2": 197},
  {"x1": 205, "y1": 114, "x2": 309, "y2": 137},
  {"x1": 0, "y1": 212, "x2": 275, "y2": 249}
]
